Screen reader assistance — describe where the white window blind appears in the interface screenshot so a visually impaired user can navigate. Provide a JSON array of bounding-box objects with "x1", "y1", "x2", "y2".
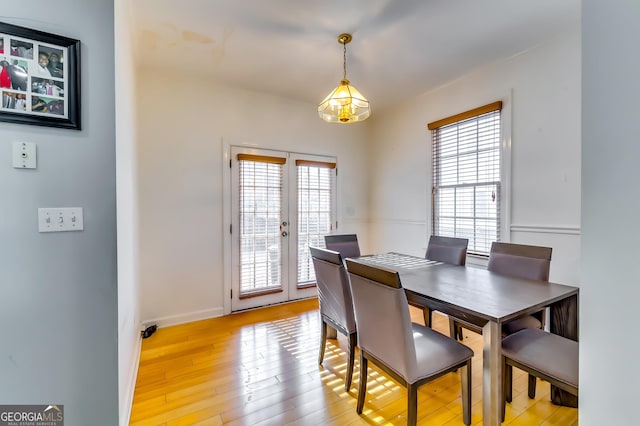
[
  {"x1": 430, "y1": 102, "x2": 502, "y2": 255},
  {"x1": 238, "y1": 154, "x2": 285, "y2": 296},
  {"x1": 296, "y1": 160, "x2": 335, "y2": 286}
]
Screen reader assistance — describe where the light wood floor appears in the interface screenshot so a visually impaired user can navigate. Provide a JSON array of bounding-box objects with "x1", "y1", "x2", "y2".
[{"x1": 130, "y1": 299, "x2": 578, "y2": 425}]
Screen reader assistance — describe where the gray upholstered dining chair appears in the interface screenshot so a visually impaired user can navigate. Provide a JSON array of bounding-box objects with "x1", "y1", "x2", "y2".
[
  {"x1": 451, "y1": 242, "x2": 552, "y2": 340},
  {"x1": 501, "y1": 328, "x2": 578, "y2": 421},
  {"x1": 425, "y1": 235, "x2": 469, "y2": 266},
  {"x1": 324, "y1": 234, "x2": 361, "y2": 259},
  {"x1": 345, "y1": 259, "x2": 473, "y2": 426},
  {"x1": 488, "y1": 242, "x2": 552, "y2": 335},
  {"x1": 450, "y1": 241, "x2": 552, "y2": 400},
  {"x1": 310, "y1": 246, "x2": 357, "y2": 391},
  {"x1": 421, "y1": 235, "x2": 469, "y2": 332}
]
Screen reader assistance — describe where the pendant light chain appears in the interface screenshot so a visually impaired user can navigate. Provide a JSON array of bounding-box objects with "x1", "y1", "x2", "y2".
[{"x1": 343, "y1": 39, "x2": 347, "y2": 81}]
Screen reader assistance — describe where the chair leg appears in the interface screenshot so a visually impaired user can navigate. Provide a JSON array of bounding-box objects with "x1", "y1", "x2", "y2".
[
  {"x1": 318, "y1": 320, "x2": 327, "y2": 364},
  {"x1": 356, "y1": 353, "x2": 368, "y2": 414},
  {"x1": 448, "y1": 318, "x2": 465, "y2": 341},
  {"x1": 528, "y1": 374, "x2": 537, "y2": 399},
  {"x1": 539, "y1": 307, "x2": 547, "y2": 330},
  {"x1": 461, "y1": 360, "x2": 471, "y2": 426},
  {"x1": 423, "y1": 307, "x2": 432, "y2": 327},
  {"x1": 407, "y1": 383, "x2": 418, "y2": 426},
  {"x1": 345, "y1": 332, "x2": 357, "y2": 392},
  {"x1": 527, "y1": 311, "x2": 544, "y2": 398},
  {"x1": 449, "y1": 318, "x2": 458, "y2": 340},
  {"x1": 505, "y1": 363, "x2": 513, "y2": 403},
  {"x1": 327, "y1": 325, "x2": 338, "y2": 339}
]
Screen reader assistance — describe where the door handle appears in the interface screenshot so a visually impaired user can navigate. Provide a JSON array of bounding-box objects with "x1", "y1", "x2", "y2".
[{"x1": 282, "y1": 231, "x2": 288, "y2": 237}]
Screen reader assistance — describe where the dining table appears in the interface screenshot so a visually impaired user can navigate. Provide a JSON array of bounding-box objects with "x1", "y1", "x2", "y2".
[{"x1": 351, "y1": 252, "x2": 579, "y2": 426}]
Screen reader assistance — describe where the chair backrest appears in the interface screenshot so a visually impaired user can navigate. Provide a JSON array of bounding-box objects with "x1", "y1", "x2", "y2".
[
  {"x1": 487, "y1": 242, "x2": 552, "y2": 281},
  {"x1": 345, "y1": 259, "x2": 417, "y2": 380},
  {"x1": 324, "y1": 234, "x2": 361, "y2": 259},
  {"x1": 425, "y1": 235, "x2": 469, "y2": 266},
  {"x1": 310, "y1": 247, "x2": 356, "y2": 334}
]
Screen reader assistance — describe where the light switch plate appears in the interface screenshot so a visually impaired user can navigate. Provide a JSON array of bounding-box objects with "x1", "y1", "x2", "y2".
[
  {"x1": 13, "y1": 142, "x2": 37, "y2": 169},
  {"x1": 38, "y1": 208, "x2": 84, "y2": 232}
]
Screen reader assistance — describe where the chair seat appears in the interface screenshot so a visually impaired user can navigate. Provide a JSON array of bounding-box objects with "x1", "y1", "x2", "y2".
[
  {"x1": 411, "y1": 323, "x2": 474, "y2": 383},
  {"x1": 502, "y1": 328, "x2": 578, "y2": 388},
  {"x1": 503, "y1": 315, "x2": 542, "y2": 335}
]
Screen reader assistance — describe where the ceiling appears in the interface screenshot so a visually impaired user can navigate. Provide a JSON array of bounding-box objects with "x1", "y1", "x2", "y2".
[{"x1": 130, "y1": 0, "x2": 580, "y2": 111}]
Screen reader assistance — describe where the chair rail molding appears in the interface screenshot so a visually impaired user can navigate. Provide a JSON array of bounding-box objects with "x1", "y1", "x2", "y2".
[
  {"x1": 369, "y1": 217, "x2": 427, "y2": 226},
  {"x1": 340, "y1": 217, "x2": 373, "y2": 225},
  {"x1": 510, "y1": 224, "x2": 581, "y2": 235}
]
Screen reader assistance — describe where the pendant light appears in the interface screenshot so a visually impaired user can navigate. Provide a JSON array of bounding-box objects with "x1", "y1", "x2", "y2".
[{"x1": 318, "y1": 33, "x2": 371, "y2": 123}]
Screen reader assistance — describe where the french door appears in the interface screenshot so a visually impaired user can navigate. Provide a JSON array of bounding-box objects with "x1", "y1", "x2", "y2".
[{"x1": 230, "y1": 146, "x2": 337, "y2": 311}]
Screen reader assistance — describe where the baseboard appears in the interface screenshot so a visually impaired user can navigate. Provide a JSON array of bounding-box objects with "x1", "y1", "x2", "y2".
[
  {"x1": 143, "y1": 307, "x2": 225, "y2": 329},
  {"x1": 120, "y1": 333, "x2": 142, "y2": 426}
]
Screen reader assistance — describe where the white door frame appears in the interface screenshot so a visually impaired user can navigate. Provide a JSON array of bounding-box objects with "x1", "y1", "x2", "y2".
[{"x1": 223, "y1": 142, "x2": 337, "y2": 313}]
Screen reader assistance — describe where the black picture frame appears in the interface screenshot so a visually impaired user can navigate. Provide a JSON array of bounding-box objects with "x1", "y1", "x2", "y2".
[{"x1": 0, "y1": 22, "x2": 81, "y2": 130}]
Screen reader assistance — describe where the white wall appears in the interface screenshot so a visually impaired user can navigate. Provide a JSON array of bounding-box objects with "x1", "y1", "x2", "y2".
[
  {"x1": 367, "y1": 27, "x2": 581, "y2": 285},
  {"x1": 581, "y1": 1, "x2": 640, "y2": 423},
  {"x1": 136, "y1": 74, "x2": 371, "y2": 325},
  {"x1": 0, "y1": 2, "x2": 118, "y2": 425},
  {"x1": 115, "y1": 0, "x2": 141, "y2": 424}
]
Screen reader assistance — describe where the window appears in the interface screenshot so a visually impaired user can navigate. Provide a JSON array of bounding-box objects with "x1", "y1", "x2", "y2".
[
  {"x1": 296, "y1": 160, "x2": 336, "y2": 286},
  {"x1": 238, "y1": 154, "x2": 285, "y2": 294},
  {"x1": 429, "y1": 101, "x2": 503, "y2": 255}
]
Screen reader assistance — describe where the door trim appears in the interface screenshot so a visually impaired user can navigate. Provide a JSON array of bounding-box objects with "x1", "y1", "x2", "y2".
[
  {"x1": 223, "y1": 141, "x2": 338, "y2": 314},
  {"x1": 222, "y1": 139, "x2": 232, "y2": 315}
]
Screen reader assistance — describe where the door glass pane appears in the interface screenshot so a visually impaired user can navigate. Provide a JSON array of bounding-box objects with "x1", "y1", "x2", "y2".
[
  {"x1": 239, "y1": 160, "x2": 283, "y2": 295},
  {"x1": 297, "y1": 165, "x2": 333, "y2": 286}
]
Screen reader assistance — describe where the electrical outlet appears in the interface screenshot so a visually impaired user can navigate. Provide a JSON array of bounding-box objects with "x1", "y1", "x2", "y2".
[{"x1": 38, "y1": 208, "x2": 84, "y2": 232}]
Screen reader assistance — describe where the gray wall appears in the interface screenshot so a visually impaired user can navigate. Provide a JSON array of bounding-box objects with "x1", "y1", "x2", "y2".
[
  {"x1": 0, "y1": 2, "x2": 118, "y2": 425},
  {"x1": 581, "y1": 0, "x2": 640, "y2": 423}
]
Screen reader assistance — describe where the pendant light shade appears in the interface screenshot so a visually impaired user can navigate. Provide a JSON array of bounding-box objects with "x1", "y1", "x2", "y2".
[{"x1": 318, "y1": 34, "x2": 371, "y2": 124}]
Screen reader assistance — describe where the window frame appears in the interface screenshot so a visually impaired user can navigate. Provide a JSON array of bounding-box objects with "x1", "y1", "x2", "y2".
[
  {"x1": 428, "y1": 100, "x2": 511, "y2": 256},
  {"x1": 294, "y1": 158, "x2": 337, "y2": 287}
]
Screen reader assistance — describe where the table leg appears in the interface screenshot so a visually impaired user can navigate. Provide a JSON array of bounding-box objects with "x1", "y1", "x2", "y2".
[
  {"x1": 550, "y1": 293, "x2": 579, "y2": 407},
  {"x1": 482, "y1": 320, "x2": 502, "y2": 426}
]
